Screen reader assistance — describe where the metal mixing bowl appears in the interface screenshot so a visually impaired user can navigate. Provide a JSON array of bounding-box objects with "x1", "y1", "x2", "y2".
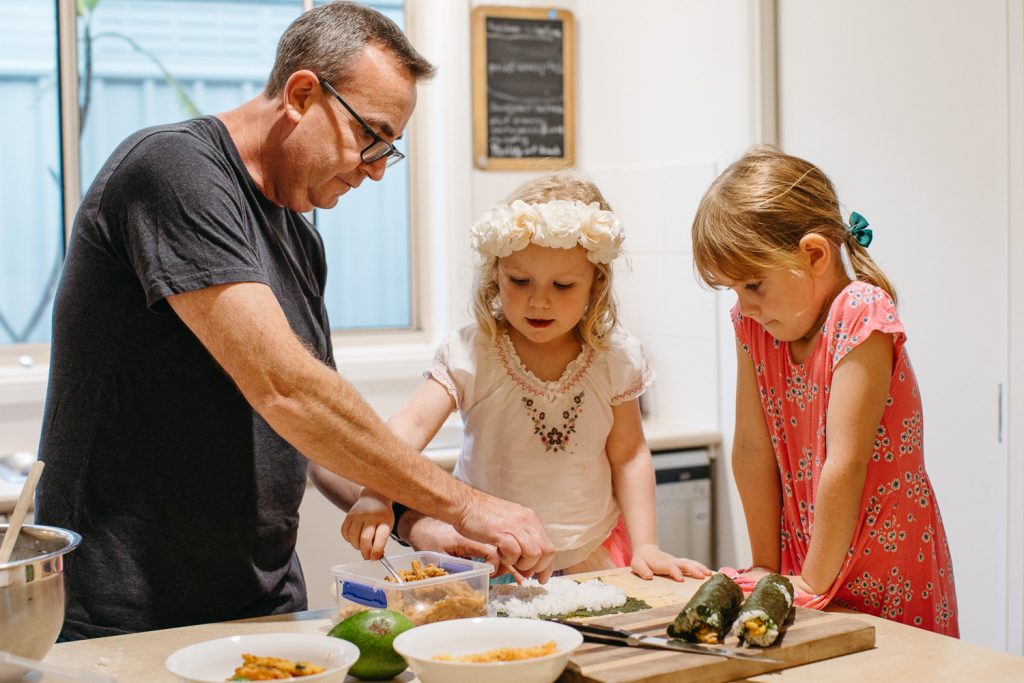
[{"x1": 0, "y1": 524, "x2": 81, "y2": 677}]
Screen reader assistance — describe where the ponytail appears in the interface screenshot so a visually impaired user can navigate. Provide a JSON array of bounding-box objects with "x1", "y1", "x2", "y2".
[
  {"x1": 844, "y1": 231, "x2": 898, "y2": 304},
  {"x1": 692, "y1": 145, "x2": 901, "y2": 306}
]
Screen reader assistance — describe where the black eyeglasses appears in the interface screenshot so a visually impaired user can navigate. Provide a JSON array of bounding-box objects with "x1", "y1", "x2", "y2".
[{"x1": 319, "y1": 79, "x2": 405, "y2": 168}]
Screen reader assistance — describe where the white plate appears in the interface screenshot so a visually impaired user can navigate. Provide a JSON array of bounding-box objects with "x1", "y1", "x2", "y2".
[
  {"x1": 164, "y1": 633, "x2": 359, "y2": 683},
  {"x1": 392, "y1": 617, "x2": 583, "y2": 683}
]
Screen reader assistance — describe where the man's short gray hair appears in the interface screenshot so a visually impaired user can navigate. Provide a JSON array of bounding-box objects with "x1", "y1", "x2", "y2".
[{"x1": 265, "y1": 1, "x2": 436, "y2": 97}]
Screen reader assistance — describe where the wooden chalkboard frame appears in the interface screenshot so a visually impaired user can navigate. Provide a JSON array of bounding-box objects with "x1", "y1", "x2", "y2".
[{"x1": 471, "y1": 6, "x2": 575, "y2": 170}]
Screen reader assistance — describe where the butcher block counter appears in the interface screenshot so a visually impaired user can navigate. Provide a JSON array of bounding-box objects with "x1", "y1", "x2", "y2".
[{"x1": 38, "y1": 569, "x2": 1023, "y2": 682}]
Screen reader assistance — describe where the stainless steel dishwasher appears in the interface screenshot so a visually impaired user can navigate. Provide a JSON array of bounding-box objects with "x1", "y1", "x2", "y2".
[{"x1": 652, "y1": 448, "x2": 714, "y2": 567}]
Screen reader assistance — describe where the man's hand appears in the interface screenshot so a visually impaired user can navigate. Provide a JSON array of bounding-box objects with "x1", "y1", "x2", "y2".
[
  {"x1": 453, "y1": 492, "x2": 555, "y2": 582},
  {"x1": 400, "y1": 513, "x2": 497, "y2": 565}
]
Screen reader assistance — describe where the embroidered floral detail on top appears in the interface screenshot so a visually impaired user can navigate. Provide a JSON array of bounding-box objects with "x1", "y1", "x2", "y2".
[{"x1": 522, "y1": 390, "x2": 585, "y2": 452}]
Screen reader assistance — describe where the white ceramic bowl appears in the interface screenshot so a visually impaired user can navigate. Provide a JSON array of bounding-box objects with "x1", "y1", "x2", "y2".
[
  {"x1": 164, "y1": 633, "x2": 359, "y2": 683},
  {"x1": 392, "y1": 617, "x2": 583, "y2": 683}
]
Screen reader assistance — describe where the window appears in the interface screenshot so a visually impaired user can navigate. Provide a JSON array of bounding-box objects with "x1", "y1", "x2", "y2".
[
  {"x1": 0, "y1": 0, "x2": 61, "y2": 350},
  {"x1": 0, "y1": 0, "x2": 415, "y2": 361}
]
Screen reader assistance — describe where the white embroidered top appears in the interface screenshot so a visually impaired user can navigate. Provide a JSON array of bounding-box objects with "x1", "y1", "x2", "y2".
[{"x1": 427, "y1": 324, "x2": 655, "y2": 570}]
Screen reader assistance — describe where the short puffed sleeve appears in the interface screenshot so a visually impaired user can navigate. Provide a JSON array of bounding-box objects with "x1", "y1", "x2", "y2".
[
  {"x1": 424, "y1": 325, "x2": 481, "y2": 412},
  {"x1": 731, "y1": 303, "x2": 780, "y2": 361},
  {"x1": 607, "y1": 328, "x2": 656, "y2": 406},
  {"x1": 732, "y1": 304, "x2": 754, "y2": 354},
  {"x1": 826, "y1": 282, "x2": 906, "y2": 370}
]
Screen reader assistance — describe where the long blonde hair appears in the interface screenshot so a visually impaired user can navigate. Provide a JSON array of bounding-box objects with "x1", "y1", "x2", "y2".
[
  {"x1": 692, "y1": 145, "x2": 896, "y2": 302},
  {"x1": 471, "y1": 173, "x2": 620, "y2": 350}
]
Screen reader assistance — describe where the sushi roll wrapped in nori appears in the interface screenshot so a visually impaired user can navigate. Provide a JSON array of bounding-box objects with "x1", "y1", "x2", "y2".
[
  {"x1": 667, "y1": 572, "x2": 743, "y2": 644},
  {"x1": 732, "y1": 573, "x2": 795, "y2": 647}
]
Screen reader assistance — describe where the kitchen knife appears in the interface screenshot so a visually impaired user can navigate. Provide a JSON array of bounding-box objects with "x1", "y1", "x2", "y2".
[{"x1": 548, "y1": 618, "x2": 783, "y2": 664}]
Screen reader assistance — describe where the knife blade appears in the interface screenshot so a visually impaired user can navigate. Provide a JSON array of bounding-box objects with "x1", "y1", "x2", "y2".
[
  {"x1": 548, "y1": 618, "x2": 783, "y2": 664},
  {"x1": 627, "y1": 635, "x2": 783, "y2": 663}
]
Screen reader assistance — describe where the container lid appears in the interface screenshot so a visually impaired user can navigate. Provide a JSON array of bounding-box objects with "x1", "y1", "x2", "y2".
[{"x1": 330, "y1": 550, "x2": 492, "y2": 588}]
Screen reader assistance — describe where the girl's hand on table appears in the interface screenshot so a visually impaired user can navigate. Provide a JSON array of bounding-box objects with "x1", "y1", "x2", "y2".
[
  {"x1": 789, "y1": 574, "x2": 821, "y2": 605},
  {"x1": 631, "y1": 544, "x2": 712, "y2": 581},
  {"x1": 721, "y1": 566, "x2": 821, "y2": 606}
]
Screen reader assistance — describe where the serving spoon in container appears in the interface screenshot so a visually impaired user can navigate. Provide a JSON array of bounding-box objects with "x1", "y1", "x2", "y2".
[
  {"x1": 0, "y1": 460, "x2": 44, "y2": 564},
  {"x1": 380, "y1": 556, "x2": 404, "y2": 583}
]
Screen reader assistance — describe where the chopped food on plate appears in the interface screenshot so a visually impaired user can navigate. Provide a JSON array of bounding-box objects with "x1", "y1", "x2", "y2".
[
  {"x1": 228, "y1": 653, "x2": 325, "y2": 680},
  {"x1": 433, "y1": 640, "x2": 557, "y2": 662}
]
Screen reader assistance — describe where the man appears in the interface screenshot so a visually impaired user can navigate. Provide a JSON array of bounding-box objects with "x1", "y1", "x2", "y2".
[{"x1": 36, "y1": 1, "x2": 552, "y2": 640}]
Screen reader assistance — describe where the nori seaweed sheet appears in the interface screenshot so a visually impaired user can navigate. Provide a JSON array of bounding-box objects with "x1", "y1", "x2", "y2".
[
  {"x1": 735, "y1": 573, "x2": 795, "y2": 646},
  {"x1": 549, "y1": 596, "x2": 652, "y2": 619},
  {"x1": 667, "y1": 573, "x2": 744, "y2": 643}
]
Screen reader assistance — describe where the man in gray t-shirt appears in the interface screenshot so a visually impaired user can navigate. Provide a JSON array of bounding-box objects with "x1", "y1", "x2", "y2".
[{"x1": 37, "y1": 1, "x2": 553, "y2": 640}]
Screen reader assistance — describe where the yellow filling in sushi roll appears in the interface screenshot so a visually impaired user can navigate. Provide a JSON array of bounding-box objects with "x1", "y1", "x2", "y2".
[
  {"x1": 696, "y1": 625, "x2": 719, "y2": 643},
  {"x1": 743, "y1": 618, "x2": 768, "y2": 638}
]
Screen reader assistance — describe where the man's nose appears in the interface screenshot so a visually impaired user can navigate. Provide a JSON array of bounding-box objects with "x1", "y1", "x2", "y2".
[{"x1": 363, "y1": 158, "x2": 387, "y2": 182}]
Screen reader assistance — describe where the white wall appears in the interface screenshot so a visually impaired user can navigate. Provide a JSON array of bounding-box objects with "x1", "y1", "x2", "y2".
[{"x1": 772, "y1": 0, "x2": 1021, "y2": 649}]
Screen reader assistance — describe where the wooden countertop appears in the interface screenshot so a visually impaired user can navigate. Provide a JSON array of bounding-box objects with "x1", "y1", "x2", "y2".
[{"x1": 37, "y1": 569, "x2": 1023, "y2": 682}]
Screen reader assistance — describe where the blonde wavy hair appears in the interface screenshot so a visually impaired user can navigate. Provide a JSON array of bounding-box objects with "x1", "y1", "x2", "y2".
[
  {"x1": 692, "y1": 145, "x2": 896, "y2": 302},
  {"x1": 472, "y1": 173, "x2": 620, "y2": 351}
]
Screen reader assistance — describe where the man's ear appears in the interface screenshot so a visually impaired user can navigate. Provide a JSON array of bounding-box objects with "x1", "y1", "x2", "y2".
[
  {"x1": 798, "y1": 233, "x2": 833, "y2": 276},
  {"x1": 282, "y1": 70, "x2": 320, "y2": 123}
]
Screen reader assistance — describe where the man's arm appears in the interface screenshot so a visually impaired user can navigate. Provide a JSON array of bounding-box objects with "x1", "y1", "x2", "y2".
[{"x1": 167, "y1": 282, "x2": 553, "y2": 577}]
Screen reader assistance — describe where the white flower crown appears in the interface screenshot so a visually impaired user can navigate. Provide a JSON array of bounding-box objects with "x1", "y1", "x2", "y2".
[{"x1": 470, "y1": 199, "x2": 624, "y2": 265}]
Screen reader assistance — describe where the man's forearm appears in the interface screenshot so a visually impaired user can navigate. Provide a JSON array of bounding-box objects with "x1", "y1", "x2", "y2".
[
  {"x1": 261, "y1": 363, "x2": 472, "y2": 524},
  {"x1": 166, "y1": 283, "x2": 475, "y2": 531}
]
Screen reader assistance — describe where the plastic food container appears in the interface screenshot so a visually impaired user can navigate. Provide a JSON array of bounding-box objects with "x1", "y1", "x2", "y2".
[{"x1": 330, "y1": 551, "x2": 492, "y2": 626}]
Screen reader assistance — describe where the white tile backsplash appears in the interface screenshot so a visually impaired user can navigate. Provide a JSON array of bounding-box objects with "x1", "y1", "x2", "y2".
[
  {"x1": 589, "y1": 162, "x2": 717, "y2": 254},
  {"x1": 641, "y1": 335, "x2": 719, "y2": 426},
  {"x1": 617, "y1": 254, "x2": 717, "y2": 342}
]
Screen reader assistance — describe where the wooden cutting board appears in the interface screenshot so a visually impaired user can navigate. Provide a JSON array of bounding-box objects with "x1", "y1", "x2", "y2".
[{"x1": 557, "y1": 573, "x2": 875, "y2": 683}]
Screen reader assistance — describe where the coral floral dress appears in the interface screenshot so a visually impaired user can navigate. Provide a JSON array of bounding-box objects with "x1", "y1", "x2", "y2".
[{"x1": 733, "y1": 281, "x2": 959, "y2": 636}]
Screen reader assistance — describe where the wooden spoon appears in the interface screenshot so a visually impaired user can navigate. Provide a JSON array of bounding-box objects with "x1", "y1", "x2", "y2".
[{"x1": 0, "y1": 460, "x2": 44, "y2": 564}]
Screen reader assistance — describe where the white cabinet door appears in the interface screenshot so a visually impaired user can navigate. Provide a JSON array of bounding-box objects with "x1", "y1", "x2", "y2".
[{"x1": 775, "y1": 0, "x2": 1012, "y2": 648}]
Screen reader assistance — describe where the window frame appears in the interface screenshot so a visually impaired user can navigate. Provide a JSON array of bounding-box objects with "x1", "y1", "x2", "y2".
[{"x1": 0, "y1": 0, "x2": 450, "y2": 375}]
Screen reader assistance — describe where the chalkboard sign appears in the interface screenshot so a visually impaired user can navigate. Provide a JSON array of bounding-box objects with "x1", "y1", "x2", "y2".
[{"x1": 472, "y1": 6, "x2": 575, "y2": 170}]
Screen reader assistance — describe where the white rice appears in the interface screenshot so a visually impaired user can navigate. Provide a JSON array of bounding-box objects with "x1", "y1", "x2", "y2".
[
  {"x1": 732, "y1": 608, "x2": 778, "y2": 646},
  {"x1": 492, "y1": 577, "x2": 628, "y2": 619}
]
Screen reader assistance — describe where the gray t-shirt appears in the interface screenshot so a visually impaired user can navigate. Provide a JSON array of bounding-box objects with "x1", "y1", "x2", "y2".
[{"x1": 37, "y1": 116, "x2": 332, "y2": 639}]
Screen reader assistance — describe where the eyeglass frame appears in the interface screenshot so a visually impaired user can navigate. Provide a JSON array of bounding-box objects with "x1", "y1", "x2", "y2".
[{"x1": 319, "y1": 78, "x2": 405, "y2": 168}]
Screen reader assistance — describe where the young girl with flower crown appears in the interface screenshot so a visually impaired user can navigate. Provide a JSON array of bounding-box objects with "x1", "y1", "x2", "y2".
[
  {"x1": 692, "y1": 146, "x2": 958, "y2": 636},
  {"x1": 341, "y1": 173, "x2": 712, "y2": 582}
]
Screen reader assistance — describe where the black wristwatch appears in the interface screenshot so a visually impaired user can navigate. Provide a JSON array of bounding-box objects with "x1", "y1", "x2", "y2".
[{"x1": 390, "y1": 502, "x2": 411, "y2": 547}]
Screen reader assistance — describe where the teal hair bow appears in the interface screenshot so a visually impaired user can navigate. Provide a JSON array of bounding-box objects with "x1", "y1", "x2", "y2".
[{"x1": 848, "y1": 211, "x2": 873, "y2": 248}]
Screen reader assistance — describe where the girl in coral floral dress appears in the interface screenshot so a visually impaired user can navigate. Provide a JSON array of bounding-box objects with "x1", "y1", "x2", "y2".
[
  {"x1": 691, "y1": 146, "x2": 958, "y2": 636},
  {"x1": 342, "y1": 173, "x2": 711, "y2": 582}
]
